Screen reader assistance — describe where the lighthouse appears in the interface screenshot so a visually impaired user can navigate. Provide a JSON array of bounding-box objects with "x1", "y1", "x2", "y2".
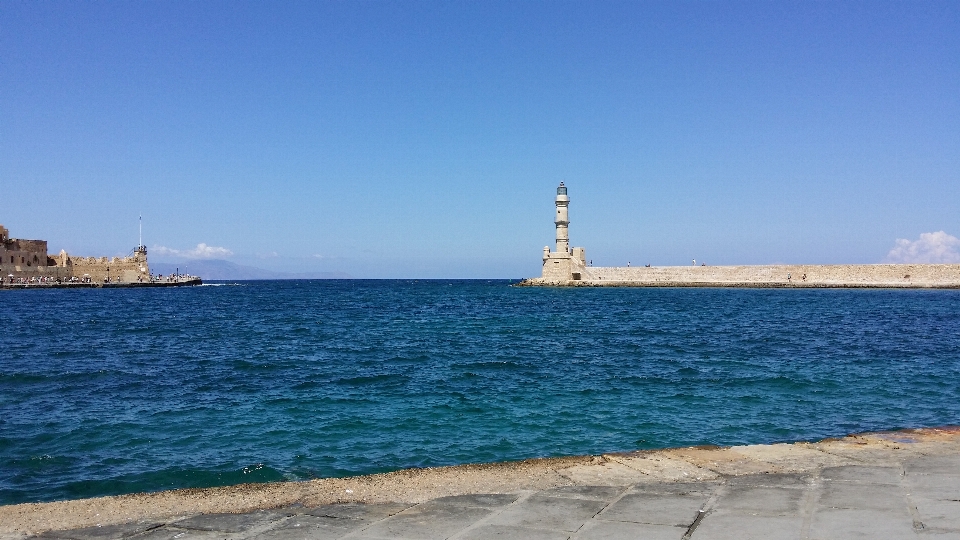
[
  {"x1": 555, "y1": 182, "x2": 569, "y2": 253},
  {"x1": 541, "y1": 182, "x2": 586, "y2": 282}
]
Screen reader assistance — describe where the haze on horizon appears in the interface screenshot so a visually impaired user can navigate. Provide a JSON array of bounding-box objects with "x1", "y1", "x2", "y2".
[{"x1": 3, "y1": 1, "x2": 959, "y2": 278}]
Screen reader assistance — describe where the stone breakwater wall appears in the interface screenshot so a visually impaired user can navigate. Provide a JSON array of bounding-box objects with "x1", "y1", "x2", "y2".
[{"x1": 521, "y1": 263, "x2": 960, "y2": 288}]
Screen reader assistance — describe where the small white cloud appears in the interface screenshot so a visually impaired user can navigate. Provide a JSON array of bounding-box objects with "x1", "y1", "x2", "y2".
[
  {"x1": 151, "y1": 245, "x2": 181, "y2": 257},
  {"x1": 186, "y1": 243, "x2": 233, "y2": 258},
  {"x1": 885, "y1": 231, "x2": 960, "y2": 263},
  {"x1": 257, "y1": 251, "x2": 279, "y2": 259},
  {"x1": 150, "y1": 243, "x2": 233, "y2": 259}
]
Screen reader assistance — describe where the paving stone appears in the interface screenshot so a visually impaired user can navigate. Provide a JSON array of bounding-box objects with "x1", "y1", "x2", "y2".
[
  {"x1": 172, "y1": 511, "x2": 287, "y2": 533},
  {"x1": 627, "y1": 482, "x2": 719, "y2": 496},
  {"x1": 356, "y1": 502, "x2": 492, "y2": 540},
  {"x1": 609, "y1": 454, "x2": 719, "y2": 482},
  {"x1": 539, "y1": 485, "x2": 624, "y2": 502},
  {"x1": 818, "y1": 482, "x2": 906, "y2": 511},
  {"x1": 300, "y1": 503, "x2": 412, "y2": 521},
  {"x1": 662, "y1": 447, "x2": 780, "y2": 477},
  {"x1": 597, "y1": 492, "x2": 706, "y2": 527},
  {"x1": 905, "y1": 474, "x2": 960, "y2": 500},
  {"x1": 128, "y1": 526, "x2": 229, "y2": 540},
  {"x1": 809, "y1": 508, "x2": 917, "y2": 539},
  {"x1": 560, "y1": 461, "x2": 656, "y2": 487},
  {"x1": 34, "y1": 521, "x2": 161, "y2": 539},
  {"x1": 430, "y1": 494, "x2": 520, "y2": 508},
  {"x1": 912, "y1": 496, "x2": 960, "y2": 531},
  {"x1": 724, "y1": 473, "x2": 812, "y2": 489},
  {"x1": 573, "y1": 519, "x2": 685, "y2": 540},
  {"x1": 486, "y1": 494, "x2": 609, "y2": 532},
  {"x1": 820, "y1": 466, "x2": 903, "y2": 485},
  {"x1": 251, "y1": 515, "x2": 366, "y2": 539},
  {"x1": 727, "y1": 444, "x2": 853, "y2": 473},
  {"x1": 713, "y1": 486, "x2": 805, "y2": 516},
  {"x1": 904, "y1": 455, "x2": 960, "y2": 476},
  {"x1": 808, "y1": 444, "x2": 904, "y2": 467},
  {"x1": 689, "y1": 512, "x2": 804, "y2": 540},
  {"x1": 457, "y1": 525, "x2": 570, "y2": 540}
]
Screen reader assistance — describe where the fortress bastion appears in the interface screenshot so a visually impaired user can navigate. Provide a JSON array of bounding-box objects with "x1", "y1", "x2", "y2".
[{"x1": 1, "y1": 224, "x2": 150, "y2": 284}]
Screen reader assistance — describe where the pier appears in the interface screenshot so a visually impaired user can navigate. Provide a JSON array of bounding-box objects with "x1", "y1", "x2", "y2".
[
  {"x1": 1, "y1": 277, "x2": 202, "y2": 290},
  {"x1": 519, "y1": 263, "x2": 960, "y2": 288},
  {"x1": 526, "y1": 185, "x2": 960, "y2": 288}
]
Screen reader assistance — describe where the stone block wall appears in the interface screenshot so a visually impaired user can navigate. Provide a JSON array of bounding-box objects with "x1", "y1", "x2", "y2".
[
  {"x1": 55, "y1": 252, "x2": 150, "y2": 283},
  {"x1": 528, "y1": 263, "x2": 960, "y2": 288},
  {"x1": 0, "y1": 236, "x2": 49, "y2": 275},
  {"x1": 541, "y1": 247, "x2": 588, "y2": 282},
  {"x1": 542, "y1": 253, "x2": 572, "y2": 281}
]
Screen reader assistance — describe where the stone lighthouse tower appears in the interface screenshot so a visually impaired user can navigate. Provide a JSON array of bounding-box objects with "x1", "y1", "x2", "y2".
[
  {"x1": 555, "y1": 182, "x2": 569, "y2": 253},
  {"x1": 541, "y1": 182, "x2": 587, "y2": 282}
]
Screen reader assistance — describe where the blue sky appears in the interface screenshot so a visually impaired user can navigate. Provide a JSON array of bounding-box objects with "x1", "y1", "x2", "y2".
[{"x1": 3, "y1": 1, "x2": 959, "y2": 277}]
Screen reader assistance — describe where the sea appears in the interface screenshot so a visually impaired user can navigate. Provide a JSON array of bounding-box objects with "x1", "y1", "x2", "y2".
[{"x1": 2, "y1": 280, "x2": 959, "y2": 505}]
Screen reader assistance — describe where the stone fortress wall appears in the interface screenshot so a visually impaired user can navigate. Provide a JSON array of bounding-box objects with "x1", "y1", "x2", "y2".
[
  {"x1": 50, "y1": 249, "x2": 150, "y2": 283},
  {"x1": 0, "y1": 225, "x2": 49, "y2": 272},
  {"x1": 1, "y1": 224, "x2": 150, "y2": 284},
  {"x1": 523, "y1": 186, "x2": 960, "y2": 288}
]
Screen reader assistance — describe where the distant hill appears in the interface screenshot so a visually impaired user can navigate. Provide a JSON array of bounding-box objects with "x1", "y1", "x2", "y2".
[{"x1": 150, "y1": 259, "x2": 350, "y2": 280}]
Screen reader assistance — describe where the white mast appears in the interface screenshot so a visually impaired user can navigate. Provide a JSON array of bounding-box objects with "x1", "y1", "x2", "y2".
[{"x1": 139, "y1": 215, "x2": 142, "y2": 249}]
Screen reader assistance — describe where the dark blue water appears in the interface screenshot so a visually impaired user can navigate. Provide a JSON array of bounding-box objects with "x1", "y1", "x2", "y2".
[{"x1": 2, "y1": 280, "x2": 959, "y2": 505}]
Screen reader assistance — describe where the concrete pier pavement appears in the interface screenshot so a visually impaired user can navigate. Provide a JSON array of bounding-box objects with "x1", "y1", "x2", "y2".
[{"x1": 4, "y1": 428, "x2": 959, "y2": 539}]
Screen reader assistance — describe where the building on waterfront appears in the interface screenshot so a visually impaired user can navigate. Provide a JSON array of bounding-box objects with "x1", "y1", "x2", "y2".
[
  {"x1": 541, "y1": 182, "x2": 587, "y2": 281},
  {"x1": 0, "y1": 225, "x2": 49, "y2": 274},
  {"x1": 1, "y1": 224, "x2": 150, "y2": 284}
]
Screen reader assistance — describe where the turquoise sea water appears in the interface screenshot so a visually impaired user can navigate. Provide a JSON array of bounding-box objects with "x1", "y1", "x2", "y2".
[{"x1": 1, "y1": 280, "x2": 959, "y2": 505}]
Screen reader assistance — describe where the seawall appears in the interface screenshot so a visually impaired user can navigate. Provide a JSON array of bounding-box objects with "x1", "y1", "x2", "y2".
[
  {"x1": 521, "y1": 263, "x2": 960, "y2": 288},
  {"x1": 0, "y1": 278, "x2": 203, "y2": 290}
]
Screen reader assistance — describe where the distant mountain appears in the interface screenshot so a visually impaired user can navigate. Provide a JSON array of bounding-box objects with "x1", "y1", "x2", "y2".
[{"x1": 150, "y1": 259, "x2": 350, "y2": 280}]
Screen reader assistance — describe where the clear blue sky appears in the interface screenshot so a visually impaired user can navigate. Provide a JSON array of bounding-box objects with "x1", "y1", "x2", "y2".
[{"x1": 3, "y1": 1, "x2": 959, "y2": 277}]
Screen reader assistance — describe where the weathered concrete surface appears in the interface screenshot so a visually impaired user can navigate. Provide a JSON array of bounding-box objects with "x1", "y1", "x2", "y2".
[
  {"x1": 3, "y1": 427, "x2": 959, "y2": 539},
  {"x1": 521, "y1": 263, "x2": 960, "y2": 288}
]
